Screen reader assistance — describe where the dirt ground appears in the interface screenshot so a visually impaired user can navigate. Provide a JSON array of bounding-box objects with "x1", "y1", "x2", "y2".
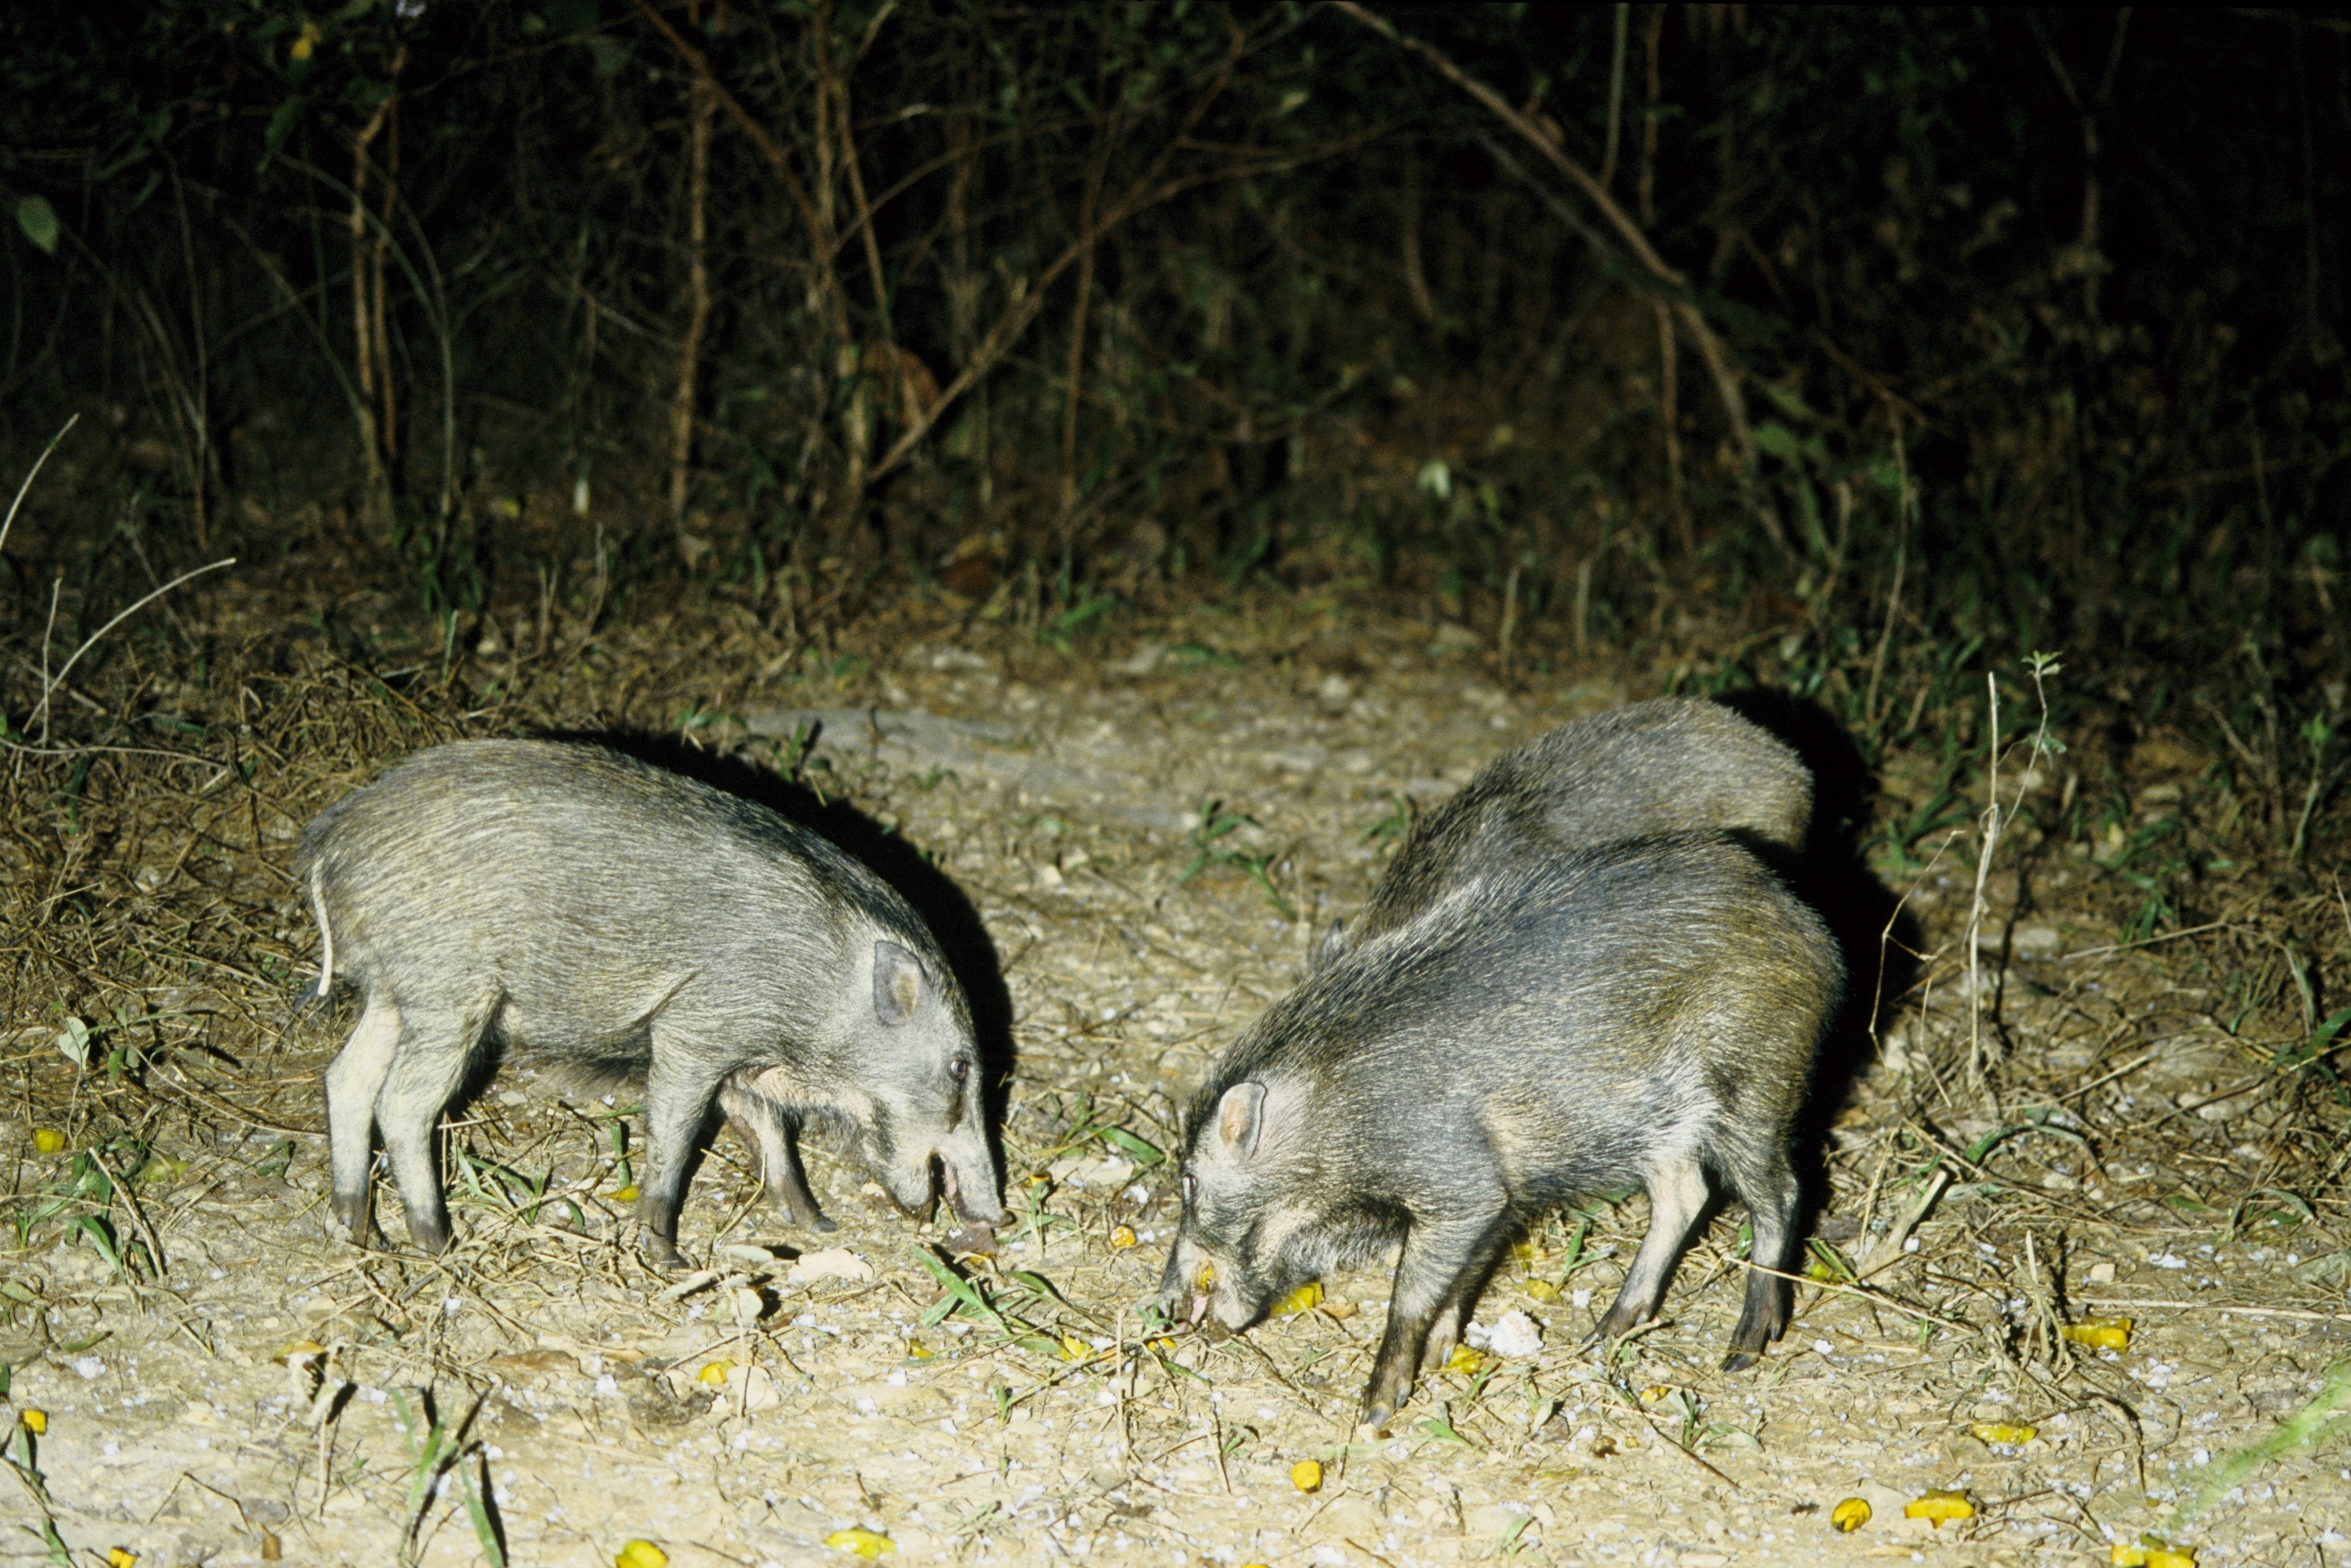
[{"x1": 5, "y1": 580, "x2": 2350, "y2": 1568}]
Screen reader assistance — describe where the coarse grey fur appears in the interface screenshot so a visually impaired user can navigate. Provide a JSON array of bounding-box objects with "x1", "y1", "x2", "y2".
[
  {"x1": 1313, "y1": 698, "x2": 1811, "y2": 970},
  {"x1": 295, "y1": 739, "x2": 1004, "y2": 1265},
  {"x1": 1158, "y1": 831, "x2": 1843, "y2": 1428}
]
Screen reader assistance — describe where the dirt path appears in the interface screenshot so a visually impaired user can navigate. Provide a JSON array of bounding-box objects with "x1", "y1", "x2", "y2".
[{"x1": 5, "y1": 606, "x2": 2347, "y2": 1567}]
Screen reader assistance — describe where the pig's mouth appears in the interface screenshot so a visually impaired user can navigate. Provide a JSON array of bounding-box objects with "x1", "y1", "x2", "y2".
[{"x1": 937, "y1": 1155, "x2": 1006, "y2": 1227}]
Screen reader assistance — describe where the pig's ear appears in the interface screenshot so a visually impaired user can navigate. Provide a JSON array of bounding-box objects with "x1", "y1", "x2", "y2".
[
  {"x1": 1214, "y1": 1082, "x2": 1267, "y2": 1159},
  {"x1": 873, "y1": 940, "x2": 926, "y2": 1026}
]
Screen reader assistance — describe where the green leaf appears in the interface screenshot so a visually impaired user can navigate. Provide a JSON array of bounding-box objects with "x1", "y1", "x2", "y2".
[
  {"x1": 1752, "y1": 420, "x2": 1802, "y2": 461},
  {"x1": 264, "y1": 96, "x2": 305, "y2": 158},
  {"x1": 1096, "y1": 1127, "x2": 1164, "y2": 1166},
  {"x1": 14, "y1": 196, "x2": 58, "y2": 256}
]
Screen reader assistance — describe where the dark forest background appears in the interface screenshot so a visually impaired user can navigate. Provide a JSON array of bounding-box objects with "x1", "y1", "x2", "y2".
[{"x1": 2, "y1": 3, "x2": 2346, "y2": 773}]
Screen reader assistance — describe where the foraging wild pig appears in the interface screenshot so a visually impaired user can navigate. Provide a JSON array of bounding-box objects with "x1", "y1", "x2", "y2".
[
  {"x1": 1160, "y1": 831, "x2": 1842, "y2": 1428},
  {"x1": 1314, "y1": 698, "x2": 1811, "y2": 970},
  {"x1": 296, "y1": 739, "x2": 1004, "y2": 1265}
]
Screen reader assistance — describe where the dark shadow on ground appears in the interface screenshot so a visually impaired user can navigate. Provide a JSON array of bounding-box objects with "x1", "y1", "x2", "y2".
[
  {"x1": 548, "y1": 727, "x2": 1017, "y2": 1224},
  {"x1": 1715, "y1": 690, "x2": 1923, "y2": 1232}
]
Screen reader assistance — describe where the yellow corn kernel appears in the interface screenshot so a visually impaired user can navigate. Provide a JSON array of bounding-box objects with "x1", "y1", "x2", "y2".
[
  {"x1": 1903, "y1": 1489, "x2": 1974, "y2": 1527},
  {"x1": 1444, "y1": 1344, "x2": 1485, "y2": 1374},
  {"x1": 1830, "y1": 1497, "x2": 1871, "y2": 1532},
  {"x1": 20, "y1": 1409, "x2": 46, "y2": 1435},
  {"x1": 31, "y1": 1130, "x2": 64, "y2": 1156},
  {"x1": 2064, "y1": 1316, "x2": 2132, "y2": 1351},
  {"x1": 1523, "y1": 1279, "x2": 1560, "y2": 1302},
  {"x1": 696, "y1": 1361, "x2": 734, "y2": 1387},
  {"x1": 1272, "y1": 1282, "x2": 1323, "y2": 1316},
  {"x1": 1971, "y1": 1421, "x2": 2037, "y2": 1446},
  {"x1": 823, "y1": 1526, "x2": 896, "y2": 1558},
  {"x1": 1289, "y1": 1459, "x2": 1323, "y2": 1493},
  {"x1": 108, "y1": 1551, "x2": 138, "y2": 1568},
  {"x1": 613, "y1": 1184, "x2": 641, "y2": 1204},
  {"x1": 615, "y1": 1542, "x2": 668, "y2": 1568},
  {"x1": 1109, "y1": 1224, "x2": 1138, "y2": 1249}
]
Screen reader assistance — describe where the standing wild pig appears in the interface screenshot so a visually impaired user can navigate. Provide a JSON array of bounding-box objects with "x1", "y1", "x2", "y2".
[
  {"x1": 1314, "y1": 698, "x2": 1811, "y2": 970},
  {"x1": 296, "y1": 739, "x2": 1004, "y2": 1265},
  {"x1": 1160, "y1": 831, "x2": 1842, "y2": 1428}
]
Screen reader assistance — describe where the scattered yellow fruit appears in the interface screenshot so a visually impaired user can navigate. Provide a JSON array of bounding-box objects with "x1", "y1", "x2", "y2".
[
  {"x1": 613, "y1": 1184, "x2": 641, "y2": 1204},
  {"x1": 19, "y1": 1410, "x2": 45, "y2": 1435},
  {"x1": 906, "y1": 1340, "x2": 934, "y2": 1360},
  {"x1": 2064, "y1": 1316, "x2": 2132, "y2": 1351},
  {"x1": 1971, "y1": 1421, "x2": 2038, "y2": 1445},
  {"x1": 1194, "y1": 1262, "x2": 1216, "y2": 1292},
  {"x1": 273, "y1": 1340, "x2": 327, "y2": 1366},
  {"x1": 1830, "y1": 1497, "x2": 1871, "y2": 1532},
  {"x1": 108, "y1": 1550, "x2": 138, "y2": 1568},
  {"x1": 1109, "y1": 1224, "x2": 1138, "y2": 1249},
  {"x1": 32, "y1": 1130, "x2": 64, "y2": 1155},
  {"x1": 615, "y1": 1542, "x2": 668, "y2": 1568},
  {"x1": 1903, "y1": 1489, "x2": 1974, "y2": 1527},
  {"x1": 823, "y1": 1526, "x2": 896, "y2": 1559},
  {"x1": 1523, "y1": 1279, "x2": 1560, "y2": 1302},
  {"x1": 1510, "y1": 1241, "x2": 1538, "y2": 1263},
  {"x1": 1272, "y1": 1282, "x2": 1324, "y2": 1316},
  {"x1": 1638, "y1": 1384, "x2": 1673, "y2": 1404},
  {"x1": 1148, "y1": 1337, "x2": 1177, "y2": 1354},
  {"x1": 1445, "y1": 1343, "x2": 1485, "y2": 1375},
  {"x1": 2111, "y1": 1544, "x2": 2195, "y2": 1567},
  {"x1": 1060, "y1": 1335, "x2": 1092, "y2": 1363},
  {"x1": 696, "y1": 1361, "x2": 734, "y2": 1387},
  {"x1": 1289, "y1": 1459, "x2": 1323, "y2": 1493}
]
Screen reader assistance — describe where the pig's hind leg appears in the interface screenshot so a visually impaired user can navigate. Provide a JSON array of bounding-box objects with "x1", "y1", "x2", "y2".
[
  {"x1": 716, "y1": 1084, "x2": 836, "y2": 1233},
  {"x1": 1719, "y1": 1141, "x2": 1801, "y2": 1371},
  {"x1": 1361, "y1": 1212, "x2": 1514, "y2": 1430},
  {"x1": 325, "y1": 988, "x2": 402, "y2": 1246},
  {"x1": 1591, "y1": 1148, "x2": 1710, "y2": 1342},
  {"x1": 372, "y1": 993, "x2": 500, "y2": 1255}
]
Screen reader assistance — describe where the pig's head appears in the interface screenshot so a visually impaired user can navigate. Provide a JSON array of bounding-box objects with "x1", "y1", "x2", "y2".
[
  {"x1": 851, "y1": 938, "x2": 1004, "y2": 1227},
  {"x1": 1157, "y1": 1078, "x2": 1325, "y2": 1333}
]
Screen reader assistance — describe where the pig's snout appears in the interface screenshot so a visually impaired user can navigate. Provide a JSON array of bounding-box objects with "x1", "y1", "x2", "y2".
[{"x1": 935, "y1": 1141, "x2": 1005, "y2": 1226}]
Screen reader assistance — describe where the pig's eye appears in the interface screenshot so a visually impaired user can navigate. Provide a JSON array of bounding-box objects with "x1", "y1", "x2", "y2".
[{"x1": 949, "y1": 1058, "x2": 971, "y2": 1084}]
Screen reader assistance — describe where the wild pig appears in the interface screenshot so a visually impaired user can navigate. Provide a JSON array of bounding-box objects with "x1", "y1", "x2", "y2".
[
  {"x1": 1315, "y1": 698, "x2": 1811, "y2": 969},
  {"x1": 1160, "y1": 830, "x2": 1842, "y2": 1428},
  {"x1": 295, "y1": 739, "x2": 1004, "y2": 1265}
]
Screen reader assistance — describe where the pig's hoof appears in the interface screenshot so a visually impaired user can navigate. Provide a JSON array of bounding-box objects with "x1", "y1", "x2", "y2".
[
  {"x1": 808, "y1": 1212, "x2": 840, "y2": 1235},
  {"x1": 643, "y1": 1241, "x2": 692, "y2": 1272},
  {"x1": 943, "y1": 1221, "x2": 996, "y2": 1257},
  {"x1": 1720, "y1": 1347, "x2": 1763, "y2": 1372}
]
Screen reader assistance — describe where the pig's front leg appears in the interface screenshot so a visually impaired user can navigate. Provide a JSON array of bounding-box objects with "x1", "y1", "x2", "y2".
[
  {"x1": 1359, "y1": 1213, "x2": 1510, "y2": 1431},
  {"x1": 637, "y1": 1038, "x2": 734, "y2": 1269},
  {"x1": 716, "y1": 1084, "x2": 836, "y2": 1233}
]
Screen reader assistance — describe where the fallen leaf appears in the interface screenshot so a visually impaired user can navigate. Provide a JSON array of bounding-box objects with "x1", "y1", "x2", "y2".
[
  {"x1": 1970, "y1": 1421, "x2": 2037, "y2": 1446},
  {"x1": 823, "y1": 1526, "x2": 896, "y2": 1559},
  {"x1": 1272, "y1": 1282, "x2": 1323, "y2": 1316},
  {"x1": 1903, "y1": 1489, "x2": 1973, "y2": 1527},
  {"x1": 2064, "y1": 1316, "x2": 2132, "y2": 1351},
  {"x1": 788, "y1": 1248, "x2": 876, "y2": 1287}
]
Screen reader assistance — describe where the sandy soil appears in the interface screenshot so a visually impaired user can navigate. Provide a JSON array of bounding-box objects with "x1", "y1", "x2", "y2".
[{"x1": 4, "y1": 596, "x2": 2348, "y2": 1568}]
